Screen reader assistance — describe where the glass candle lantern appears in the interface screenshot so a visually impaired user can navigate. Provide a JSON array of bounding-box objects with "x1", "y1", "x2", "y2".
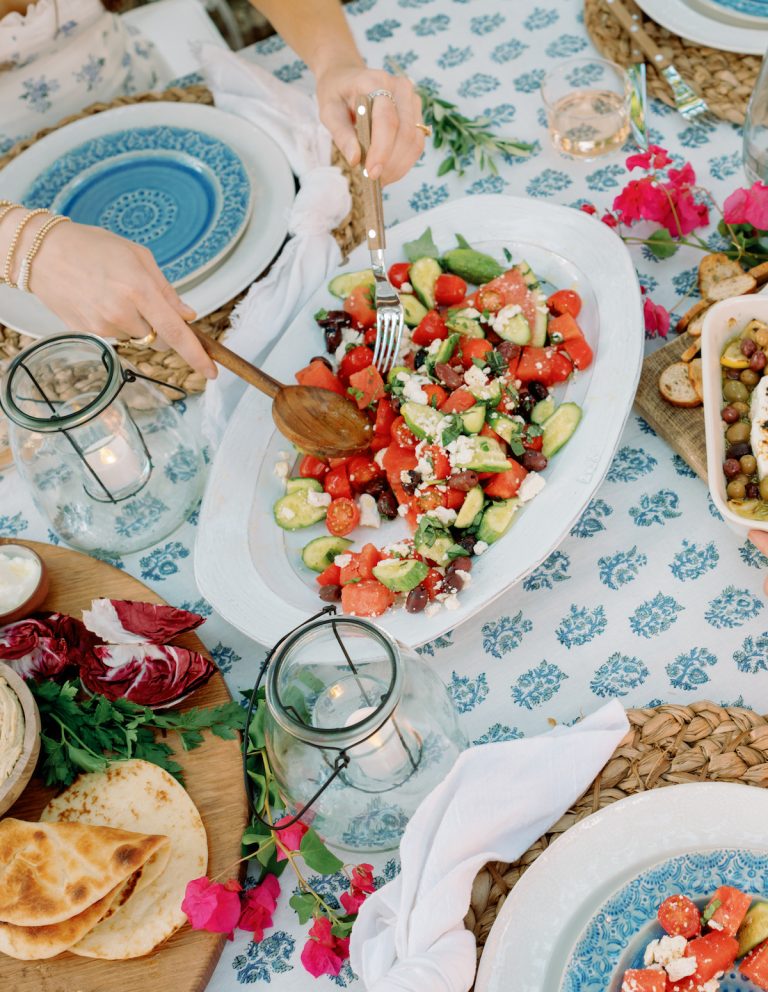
[
  {"x1": 262, "y1": 616, "x2": 467, "y2": 852},
  {"x1": 0, "y1": 334, "x2": 203, "y2": 554}
]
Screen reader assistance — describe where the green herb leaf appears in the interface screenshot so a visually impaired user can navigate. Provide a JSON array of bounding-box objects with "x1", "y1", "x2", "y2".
[
  {"x1": 441, "y1": 415, "x2": 463, "y2": 447},
  {"x1": 299, "y1": 827, "x2": 344, "y2": 874},
  {"x1": 289, "y1": 892, "x2": 317, "y2": 925},
  {"x1": 403, "y1": 227, "x2": 440, "y2": 263},
  {"x1": 646, "y1": 229, "x2": 679, "y2": 260},
  {"x1": 485, "y1": 350, "x2": 508, "y2": 378},
  {"x1": 314, "y1": 308, "x2": 329, "y2": 322},
  {"x1": 503, "y1": 247, "x2": 513, "y2": 264},
  {"x1": 455, "y1": 234, "x2": 472, "y2": 250}
]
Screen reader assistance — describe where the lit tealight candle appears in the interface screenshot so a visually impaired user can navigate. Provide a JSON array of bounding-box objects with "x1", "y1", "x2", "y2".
[
  {"x1": 83, "y1": 433, "x2": 145, "y2": 498},
  {"x1": 344, "y1": 706, "x2": 407, "y2": 781}
]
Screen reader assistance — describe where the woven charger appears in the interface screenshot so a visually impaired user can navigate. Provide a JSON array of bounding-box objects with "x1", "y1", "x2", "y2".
[
  {"x1": 584, "y1": 0, "x2": 760, "y2": 124},
  {"x1": 0, "y1": 83, "x2": 366, "y2": 394},
  {"x1": 469, "y1": 700, "x2": 768, "y2": 978}
]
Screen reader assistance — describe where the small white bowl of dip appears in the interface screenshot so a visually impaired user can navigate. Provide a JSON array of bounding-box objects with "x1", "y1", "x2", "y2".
[
  {"x1": 0, "y1": 543, "x2": 49, "y2": 625},
  {"x1": 0, "y1": 661, "x2": 41, "y2": 815}
]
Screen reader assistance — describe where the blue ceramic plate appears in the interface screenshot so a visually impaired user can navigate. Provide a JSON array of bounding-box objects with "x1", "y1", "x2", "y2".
[
  {"x1": 704, "y1": 0, "x2": 768, "y2": 17},
  {"x1": 562, "y1": 848, "x2": 768, "y2": 992},
  {"x1": 24, "y1": 126, "x2": 252, "y2": 287}
]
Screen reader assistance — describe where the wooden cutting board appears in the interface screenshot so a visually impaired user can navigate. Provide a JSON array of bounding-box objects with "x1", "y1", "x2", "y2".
[
  {"x1": 634, "y1": 335, "x2": 707, "y2": 481},
  {"x1": 2, "y1": 539, "x2": 249, "y2": 992}
]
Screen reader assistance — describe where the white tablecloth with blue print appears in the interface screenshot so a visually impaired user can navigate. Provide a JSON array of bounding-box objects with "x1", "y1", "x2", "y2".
[{"x1": 2, "y1": 0, "x2": 767, "y2": 987}]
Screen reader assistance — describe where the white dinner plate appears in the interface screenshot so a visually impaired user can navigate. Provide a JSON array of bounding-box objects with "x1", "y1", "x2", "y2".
[
  {"x1": 634, "y1": 0, "x2": 768, "y2": 54},
  {"x1": 475, "y1": 783, "x2": 768, "y2": 992},
  {"x1": 195, "y1": 194, "x2": 643, "y2": 649},
  {"x1": 0, "y1": 103, "x2": 295, "y2": 336}
]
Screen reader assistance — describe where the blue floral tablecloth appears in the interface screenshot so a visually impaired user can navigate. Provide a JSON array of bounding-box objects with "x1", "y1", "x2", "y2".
[{"x1": 2, "y1": 0, "x2": 767, "y2": 987}]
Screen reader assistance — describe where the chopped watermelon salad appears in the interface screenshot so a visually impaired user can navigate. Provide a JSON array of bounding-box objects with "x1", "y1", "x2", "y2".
[
  {"x1": 621, "y1": 886, "x2": 768, "y2": 992},
  {"x1": 271, "y1": 229, "x2": 594, "y2": 619}
]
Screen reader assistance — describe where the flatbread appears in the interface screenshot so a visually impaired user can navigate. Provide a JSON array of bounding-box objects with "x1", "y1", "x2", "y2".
[
  {"x1": 42, "y1": 759, "x2": 208, "y2": 959},
  {"x1": 0, "y1": 818, "x2": 169, "y2": 926}
]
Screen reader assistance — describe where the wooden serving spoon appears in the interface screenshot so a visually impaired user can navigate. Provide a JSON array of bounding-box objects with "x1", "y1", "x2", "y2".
[{"x1": 191, "y1": 328, "x2": 373, "y2": 459}]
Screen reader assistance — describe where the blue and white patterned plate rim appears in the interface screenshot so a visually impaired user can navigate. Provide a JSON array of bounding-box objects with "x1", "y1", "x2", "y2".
[
  {"x1": 562, "y1": 845, "x2": 768, "y2": 991},
  {"x1": 23, "y1": 124, "x2": 253, "y2": 288}
]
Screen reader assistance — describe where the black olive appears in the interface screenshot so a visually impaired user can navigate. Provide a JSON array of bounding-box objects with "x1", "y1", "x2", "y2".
[
  {"x1": 362, "y1": 477, "x2": 387, "y2": 497},
  {"x1": 457, "y1": 534, "x2": 477, "y2": 556},
  {"x1": 401, "y1": 471, "x2": 422, "y2": 496},
  {"x1": 406, "y1": 586, "x2": 428, "y2": 613},
  {"x1": 309, "y1": 355, "x2": 333, "y2": 371},
  {"x1": 324, "y1": 327, "x2": 342, "y2": 353},
  {"x1": 414, "y1": 348, "x2": 428, "y2": 370},
  {"x1": 727, "y1": 442, "x2": 752, "y2": 460},
  {"x1": 528, "y1": 381, "x2": 549, "y2": 402},
  {"x1": 319, "y1": 585, "x2": 341, "y2": 602},
  {"x1": 376, "y1": 491, "x2": 399, "y2": 520}
]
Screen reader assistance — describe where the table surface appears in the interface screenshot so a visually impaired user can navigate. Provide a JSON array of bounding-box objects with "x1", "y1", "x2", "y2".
[{"x1": 2, "y1": 0, "x2": 766, "y2": 988}]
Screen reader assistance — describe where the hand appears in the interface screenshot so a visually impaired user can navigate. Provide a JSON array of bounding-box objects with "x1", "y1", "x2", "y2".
[
  {"x1": 315, "y1": 65, "x2": 425, "y2": 184},
  {"x1": 30, "y1": 222, "x2": 217, "y2": 379},
  {"x1": 749, "y1": 530, "x2": 768, "y2": 594}
]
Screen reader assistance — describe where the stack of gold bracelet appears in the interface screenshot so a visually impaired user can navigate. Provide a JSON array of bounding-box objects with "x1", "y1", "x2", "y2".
[{"x1": 0, "y1": 200, "x2": 71, "y2": 292}]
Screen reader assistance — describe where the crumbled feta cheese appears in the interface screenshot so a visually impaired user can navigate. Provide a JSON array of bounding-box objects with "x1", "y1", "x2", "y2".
[
  {"x1": 446, "y1": 435, "x2": 477, "y2": 469},
  {"x1": 464, "y1": 365, "x2": 488, "y2": 391},
  {"x1": 701, "y1": 980, "x2": 720, "y2": 992},
  {"x1": 273, "y1": 460, "x2": 290, "y2": 480},
  {"x1": 665, "y1": 957, "x2": 697, "y2": 982},
  {"x1": 278, "y1": 450, "x2": 291, "y2": 460},
  {"x1": 374, "y1": 447, "x2": 388, "y2": 469},
  {"x1": 358, "y1": 493, "x2": 380, "y2": 528},
  {"x1": 334, "y1": 326, "x2": 363, "y2": 364},
  {"x1": 644, "y1": 935, "x2": 687, "y2": 968},
  {"x1": 428, "y1": 506, "x2": 457, "y2": 526},
  {"x1": 458, "y1": 307, "x2": 481, "y2": 319},
  {"x1": 517, "y1": 472, "x2": 546, "y2": 503},
  {"x1": 307, "y1": 490, "x2": 332, "y2": 507},
  {"x1": 281, "y1": 507, "x2": 295, "y2": 520},
  {"x1": 427, "y1": 338, "x2": 443, "y2": 355},
  {"x1": 473, "y1": 540, "x2": 489, "y2": 555},
  {"x1": 401, "y1": 374, "x2": 431, "y2": 405},
  {"x1": 334, "y1": 554, "x2": 352, "y2": 568},
  {"x1": 708, "y1": 918, "x2": 724, "y2": 931},
  {"x1": 383, "y1": 542, "x2": 411, "y2": 558},
  {"x1": 443, "y1": 593, "x2": 460, "y2": 611},
  {"x1": 488, "y1": 304, "x2": 522, "y2": 336},
  {"x1": 400, "y1": 280, "x2": 413, "y2": 293},
  {"x1": 400, "y1": 469, "x2": 413, "y2": 484},
  {"x1": 455, "y1": 569, "x2": 472, "y2": 587},
  {"x1": 424, "y1": 601, "x2": 442, "y2": 617},
  {"x1": 397, "y1": 503, "x2": 410, "y2": 517}
]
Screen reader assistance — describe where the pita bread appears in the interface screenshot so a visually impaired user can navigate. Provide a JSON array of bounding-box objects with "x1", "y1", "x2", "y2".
[
  {"x1": 0, "y1": 818, "x2": 169, "y2": 926},
  {"x1": 42, "y1": 759, "x2": 208, "y2": 959}
]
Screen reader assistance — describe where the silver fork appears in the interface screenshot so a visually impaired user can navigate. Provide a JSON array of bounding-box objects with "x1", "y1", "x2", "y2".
[
  {"x1": 605, "y1": 0, "x2": 719, "y2": 127},
  {"x1": 355, "y1": 94, "x2": 404, "y2": 373}
]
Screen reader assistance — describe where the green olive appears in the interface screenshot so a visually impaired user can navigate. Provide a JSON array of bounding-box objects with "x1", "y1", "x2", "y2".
[
  {"x1": 761, "y1": 478, "x2": 768, "y2": 502},
  {"x1": 723, "y1": 380, "x2": 750, "y2": 403},
  {"x1": 741, "y1": 454, "x2": 758, "y2": 476},
  {"x1": 732, "y1": 401, "x2": 751, "y2": 415},
  {"x1": 727, "y1": 479, "x2": 747, "y2": 499},
  {"x1": 734, "y1": 473, "x2": 750, "y2": 485},
  {"x1": 726, "y1": 422, "x2": 751, "y2": 444},
  {"x1": 741, "y1": 369, "x2": 761, "y2": 388},
  {"x1": 756, "y1": 329, "x2": 768, "y2": 348}
]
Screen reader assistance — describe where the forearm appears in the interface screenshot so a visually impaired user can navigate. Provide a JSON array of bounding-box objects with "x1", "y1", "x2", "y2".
[
  {"x1": 251, "y1": 0, "x2": 364, "y2": 78},
  {"x1": 0, "y1": 205, "x2": 52, "y2": 287}
]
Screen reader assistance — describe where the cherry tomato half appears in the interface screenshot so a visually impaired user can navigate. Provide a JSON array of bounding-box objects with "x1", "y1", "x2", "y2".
[
  {"x1": 657, "y1": 895, "x2": 701, "y2": 939},
  {"x1": 391, "y1": 415, "x2": 417, "y2": 449},
  {"x1": 326, "y1": 497, "x2": 361, "y2": 537},
  {"x1": 388, "y1": 262, "x2": 411, "y2": 289},
  {"x1": 339, "y1": 344, "x2": 374, "y2": 381},
  {"x1": 434, "y1": 273, "x2": 468, "y2": 307}
]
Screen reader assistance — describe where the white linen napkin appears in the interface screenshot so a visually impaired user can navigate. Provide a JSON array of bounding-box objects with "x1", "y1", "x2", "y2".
[
  {"x1": 199, "y1": 45, "x2": 352, "y2": 445},
  {"x1": 350, "y1": 699, "x2": 630, "y2": 992}
]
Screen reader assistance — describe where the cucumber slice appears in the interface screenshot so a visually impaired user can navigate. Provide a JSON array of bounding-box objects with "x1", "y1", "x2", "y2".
[
  {"x1": 427, "y1": 333, "x2": 460, "y2": 372},
  {"x1": 446, "y1": 312, "x2": 485, "y2": 338},
  {"x1": 531, "y1": 397, "x2": 555, "y2": 425},
  {"x1": 372, "y1": 558, "x2": 429, "y2": 592},
  {"x1": 286, "y1": 477, "x2": 323, "y2": 495},
  {"x1": 401, "y1": 293, "x2": 428, "y2": 328},
  {"x1": 530, "y1": 289, "x2": 549, "y2": 347},
  {"x1": 401, "y1": 400, "x2": 446, "y2": 441},
  {"x1": 414, "y1": 532, "x2": 456, "y2": 566},
  {"x1": 387, "y1": 365, "x2": 412, "y2": 387},
  {"x1": 516, "y1": 260, "x2": 539, "y2": 289},
  {"x1": 410, "y1": 256, "x2": 443, "y2": 310},
  {"x1": 476, "y1": 498, "x2": 519, "y2": 545},
  {"x1": 467, "y1": 377, "x2": 501, "y2": 405},
  {"x1": 494, "y1": 312, "x2": 531, "y2": 346},
  {"x1": 442, "y1": 248, "x2": 503, "y2": 284},
  {"x1": 460, "y1": 404, "x2": 486, "y2": 435},
  {"x1": 738, "y1": 901, "x2": 768, "y2": 957},
  {"x1": 461, "y1": 436, "x2": 509, "y2": 472},
  {"x1": 274, "y1": 490, "x2": 328, "y2": 530},
  {"x1": 328, "y1": 269, "x2": 374, "y2": 299},
  {"x1": 486, "y1": 411, "x2": 519, "y2": 446},
  {"x1": 541, "y1": 402, "x2": 582, "y2": 458},
  {"x1": 302, "y1": 536, "x2": 352, "y2": 572},
  {"x1": 455, "y1": 485, "x2": 485, "y2": 528}
]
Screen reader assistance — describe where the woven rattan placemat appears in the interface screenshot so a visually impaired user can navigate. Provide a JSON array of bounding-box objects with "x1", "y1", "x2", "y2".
[
  {"x1": 585, "y1": 0, "x2": 760, "y2": 125},
  {"x1": 0, "y1": 83, "x2": 366, "y2": 394},
  {"x1": 468, "y1": 700, "x2": 768, "y2": 975}
]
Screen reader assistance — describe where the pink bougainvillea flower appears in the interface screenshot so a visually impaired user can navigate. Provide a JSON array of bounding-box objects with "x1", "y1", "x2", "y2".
[
  {"x1": 273, "y1": 816, "x2": 308, "y2": 861},
  {"x1": 643, "y1": 297, "x2": 671, "y2": 338},
  {"x1": 612, "y1": 178, "x2": 651, "y2": 224},
  {"x1": 578, "y1": 202, "x2": 597, "y2": 215},
  {"x1": 350, "y1": 864, "x2": 376, "y2": 894},
  {"x1": 300, "y1": 916, "x2": 349, "y2": 978},
  {"x1": 182, "y1": 877, "x2": 243, "y2": 937},
  {"x1": 601, "y1": 212, "x2": 618, "y2": 229},
  {"x1": 666, "y1": 161, "x2": 696, "y2": 190},
  {"x1": 238, "y1": 874, "x2": 280, "y2": 940},
  {"x1": 340, "y1": 889, "x2": 366, "y2": 915},
  {"x1": 625, "y1": 144, "x2": 672, "y2": 172},
  {"x1": 724, "y1": 187, "x2": 751, "y2": 224},
  {"x1": 673, "y1": 188, "x2": 710, "y2": 235},
  {"x1": 724, "y1": 183, "x2": 768, "y2": 229}
]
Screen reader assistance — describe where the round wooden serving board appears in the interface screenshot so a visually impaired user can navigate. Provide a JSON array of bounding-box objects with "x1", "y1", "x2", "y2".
[{"x1": 2, "y1": 539, "x2": 249, "y2": 992}]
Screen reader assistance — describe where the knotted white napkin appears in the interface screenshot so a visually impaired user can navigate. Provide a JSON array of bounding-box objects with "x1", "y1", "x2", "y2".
[
  {"x1": 200, "y1": 44, "x2": 352, "y2": 445},
  {"x1": 350, "y1": 699, "x2": 629, "y2": 992}
]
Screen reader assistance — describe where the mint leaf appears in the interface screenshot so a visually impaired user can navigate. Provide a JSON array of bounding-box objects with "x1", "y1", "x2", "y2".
[
  {"x1": 289, "y1": 892, "x2": 317, "y2": 925},
  {"x1": 403, "y1": 227, "x2": 440, "y2": 262},
  {"x1": 314, "y1": 308, "x2": 329, "y2": 322},
  {"x1": 300, "y1": 827, "x2": 344, "y2": 874},
  {"x1": 455, "y1": 233, "x2": 472, "y2": 249},
  {"x1": 503, "y1": 247, "x2": 513, "y2": 264},
  {"x1": 646, "y1": 229, "x2": 678, "y2": 260},
  {"x1": 441, "y1": 415, "x2": 463, "y2": 447}
]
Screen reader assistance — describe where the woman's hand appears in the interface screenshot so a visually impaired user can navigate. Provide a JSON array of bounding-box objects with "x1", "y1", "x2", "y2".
[
  {"x1": 315, "y1": 65, "x2": 425, "y2": 185},
  {"x1": 749, "y1": 530, "x2": 768, "y2": 593},
  {"x1": 30, "y1": 221, "x2": 217, "y2": 379}
]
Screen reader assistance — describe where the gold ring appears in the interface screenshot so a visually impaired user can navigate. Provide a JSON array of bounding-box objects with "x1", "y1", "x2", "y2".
[
  {"x1": 416, "y1": 123, "x2": 432, "y2": 137},
  {"x1": 132, "y1": 328, "x2": 157, "y2": 347}
]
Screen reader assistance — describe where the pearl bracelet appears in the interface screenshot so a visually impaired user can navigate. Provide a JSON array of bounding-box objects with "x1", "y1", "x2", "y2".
[
  {"x1": 2, "y1": 208, "x2": 49, "y2": 287},
  {"x1": 17, "y1": 214, "x2": 71, "y2": 293}
]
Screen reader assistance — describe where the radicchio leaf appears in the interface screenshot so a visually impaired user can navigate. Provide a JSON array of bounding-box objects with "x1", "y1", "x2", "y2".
[
  {"x1": 78, "y1": 642, "x2": 215, "y2": 706},
  {"x1": 82, "y1": 599, "x2": 205, "y2": 644},
  {"x1": 0, "y1": 613, "x2": 98, "y2": 679}
]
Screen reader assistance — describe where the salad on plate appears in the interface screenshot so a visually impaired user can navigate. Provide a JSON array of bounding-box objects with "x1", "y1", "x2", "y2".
[{"x1": 270, "y1": 229, "x2": 594, "y2": 619}]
